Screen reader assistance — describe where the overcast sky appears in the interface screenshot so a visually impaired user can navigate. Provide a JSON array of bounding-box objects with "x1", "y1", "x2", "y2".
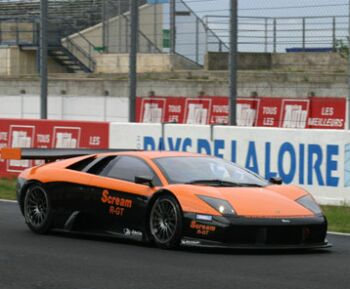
[{"x1": 185, "y1": 0, "x2": 348, "y2": 18}]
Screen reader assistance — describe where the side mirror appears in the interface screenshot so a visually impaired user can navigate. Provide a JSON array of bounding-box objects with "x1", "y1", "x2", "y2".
[
  {"x1": 269, "y1": 177, "x2": 282, "y2": 185},
  {"x1": 135, "y1": 176, "x2": 154, "y2": 187}
]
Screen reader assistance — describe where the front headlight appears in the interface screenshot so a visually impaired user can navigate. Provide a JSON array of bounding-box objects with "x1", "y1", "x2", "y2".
[
  {"x1": 197, "y1": 195, "x2": 236, "y2": 215},
  {"x1": 296, "y1": 195, "x2": 322, "y2": 215}
]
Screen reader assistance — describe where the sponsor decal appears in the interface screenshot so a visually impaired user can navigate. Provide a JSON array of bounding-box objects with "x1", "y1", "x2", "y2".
[
  {"x1": 123, "y1": 228, "x2": 143, "y2": 239},
  {"x1": 101, "y1": 190, "x2": 133, "y2": 216},
  {"x1": 190, "y1": 220, "x2": 216, "y2": 236},
  {"x1": 281, "y1": 219, "x2": 291, "y2": 223},
  {"x1": 181, "y1": 239, "x2": 201, "y2": 245}
]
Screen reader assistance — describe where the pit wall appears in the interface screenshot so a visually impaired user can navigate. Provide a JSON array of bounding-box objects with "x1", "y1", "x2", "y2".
[{"x1": 109, "y1": 123, "x2": 350, "y2": 205}]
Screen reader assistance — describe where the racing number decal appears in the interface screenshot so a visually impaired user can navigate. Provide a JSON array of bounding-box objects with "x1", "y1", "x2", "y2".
[{"x1": 100, "y1": 189, "x2": 133, "y2": 216}]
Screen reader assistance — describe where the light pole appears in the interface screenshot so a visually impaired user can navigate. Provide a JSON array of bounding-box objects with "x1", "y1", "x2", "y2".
[
  {"x1": 129, "y1": 0, "x2": 139, "y2": 122},
  {"x1": 229, "y1": 0, "x2": 238, "y2": 126},
  {"x1": 40, "y1": 0, "x2": 48, "y2": 119}
]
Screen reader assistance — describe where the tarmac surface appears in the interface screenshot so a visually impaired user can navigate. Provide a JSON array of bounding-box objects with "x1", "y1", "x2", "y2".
[{"x1": 0, "y1": 200, "x2": 349, "y2": 289}]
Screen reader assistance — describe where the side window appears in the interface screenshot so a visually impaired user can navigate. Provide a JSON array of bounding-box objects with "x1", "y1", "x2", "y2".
[
  {"x1": 86, "y1": 156, "x2": 117, "y2": 175},
  {"x1": 103, "y1": 156, "x2": 159, "y2": 185}
]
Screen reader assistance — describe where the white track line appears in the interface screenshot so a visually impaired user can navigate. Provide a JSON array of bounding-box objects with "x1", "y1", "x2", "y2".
[
  {"x1": 0, "y1": 199, "x2": 17, "y2": 203},
  {"x1": 328, "y1": 231, "x2": 350, "y2": 237}
]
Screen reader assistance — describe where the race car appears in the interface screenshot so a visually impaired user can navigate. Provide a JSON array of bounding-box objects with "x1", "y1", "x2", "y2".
[{"x1": 0, "y1": 148, "x2": 330, "y2": 249}]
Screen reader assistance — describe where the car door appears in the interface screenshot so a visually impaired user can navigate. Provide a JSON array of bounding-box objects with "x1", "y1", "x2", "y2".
[{"x1": 86, "y1": 155, "x2": 162, "y2": 237}]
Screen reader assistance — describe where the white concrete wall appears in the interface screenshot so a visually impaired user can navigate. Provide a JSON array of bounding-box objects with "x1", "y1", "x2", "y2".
[
  {"x1": 109, "y1": 123, "x2": 350, "y2": 205},
  {"x1": 0, "y1": 47, "x2": 67, "y2": 75},
  {"x1": 95, "y1": 53, "x2": 199, "y2": 73},
  {"x1": 0, "y1": 95, "x2": 129, "y2": 122}
]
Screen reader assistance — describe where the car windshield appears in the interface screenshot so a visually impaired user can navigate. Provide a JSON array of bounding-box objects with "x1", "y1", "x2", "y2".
[{"x1": 154, "y1": 156, "x2": 269, "y2": 187}]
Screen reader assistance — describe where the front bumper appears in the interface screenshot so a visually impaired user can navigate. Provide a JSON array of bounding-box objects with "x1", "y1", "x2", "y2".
[{"x1": 182, "y1": 213, "x2": 331, "y2": 249}]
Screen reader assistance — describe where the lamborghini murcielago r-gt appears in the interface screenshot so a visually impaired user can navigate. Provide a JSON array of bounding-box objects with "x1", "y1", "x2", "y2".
[{"x1": 0, "y1": 148, "x2": 330, "y2": 249}]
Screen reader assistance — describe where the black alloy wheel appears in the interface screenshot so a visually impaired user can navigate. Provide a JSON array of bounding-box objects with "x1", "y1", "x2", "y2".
[
  {"x1": 149, "y1": 194, "x2": 182, "y2": 249},
  {"x1": 24, "y1": 184, "x2": 53, "y2": 234}
]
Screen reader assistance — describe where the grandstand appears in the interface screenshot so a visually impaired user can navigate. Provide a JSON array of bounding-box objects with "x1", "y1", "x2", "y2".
[
  {"x1": 0, "y1": 0, "x2": 147, "y2": 32},
  {"x1": 0, "y1": 0, "x2": 148, "y2": 73}
]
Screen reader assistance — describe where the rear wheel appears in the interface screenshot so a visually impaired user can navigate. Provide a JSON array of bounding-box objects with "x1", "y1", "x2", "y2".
[
  {"x1": 24, "y1": 184, "x2": 53, "y2": 234},
  {"x1": 149, "y1": 194, "x2": 182, "y2": 249}
]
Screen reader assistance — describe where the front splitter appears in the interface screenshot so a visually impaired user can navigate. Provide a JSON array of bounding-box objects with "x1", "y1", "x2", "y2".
[{"x1": 181, "y1": 238, "x2": 332, "y2": 250}]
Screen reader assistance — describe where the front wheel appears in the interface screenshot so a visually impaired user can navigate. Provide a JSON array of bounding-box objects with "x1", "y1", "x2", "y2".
[
  {"x1": 24, "y1": 184, "x2": 53, "y2": 234},
  {"x1": 149, "y1": 194, "x2": 182, "y2": 249}
]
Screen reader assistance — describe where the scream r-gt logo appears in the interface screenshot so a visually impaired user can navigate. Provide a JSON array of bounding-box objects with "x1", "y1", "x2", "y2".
[{"x1": 101, "y1": 190, "x2": 133, "y2": 216}]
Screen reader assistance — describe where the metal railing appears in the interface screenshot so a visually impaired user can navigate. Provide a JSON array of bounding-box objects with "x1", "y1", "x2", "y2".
[
  {"x1": 204, "y1": 15, "x2": 348, "y2": 53},
  {"x1": 63, "y1": 37, "x2": 96, "y2": 72},
  {"x1": 0, "y1": 16, "x2": 98, "y2": 72},
  {"x1": 60, "y1": 19, "x2": 101, "y2": 71}
]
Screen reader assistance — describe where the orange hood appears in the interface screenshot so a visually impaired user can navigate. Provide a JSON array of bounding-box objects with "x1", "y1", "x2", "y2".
[{"x1": 168, "y1": 184, "x2": 314, "y2": 218}]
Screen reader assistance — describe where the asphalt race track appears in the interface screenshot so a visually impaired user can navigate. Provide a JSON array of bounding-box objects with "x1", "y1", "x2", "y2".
[{"x1": 1, "y1": 201, "x2": 349, "y2": 289}]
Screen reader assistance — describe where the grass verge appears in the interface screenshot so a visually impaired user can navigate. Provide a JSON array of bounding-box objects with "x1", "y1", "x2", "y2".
[
  {"x1": 322, "y1": 205, "x2": 350, "y2": 233},
  {"x1": 0, "y1": 178, "x2": 17, "y2": 200},
  {"x1": 0, "y1": 178, "x2": 349, "y2": 233}
]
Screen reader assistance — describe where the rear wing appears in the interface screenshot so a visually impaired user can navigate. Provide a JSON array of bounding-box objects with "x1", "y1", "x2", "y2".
[{"x1": 0, "y1": 148, "x2": 138, "y2": 162}]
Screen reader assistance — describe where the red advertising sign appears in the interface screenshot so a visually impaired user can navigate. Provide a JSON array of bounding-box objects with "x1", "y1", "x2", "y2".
[
  {"x1": 136, "y1": 97, "x2": 166, "y2": 123},
  {"x1": 256, "y1": 97, "x2": 282, "y2": 127},
  {"x1": 136, "y1": 96, "x2": 346, "y2": 129},
  {"x1": 209, "y1": 97, "x2": 229, "y2": 124},
  {"x1": 0, "y1": 119, "x2": 109, "y2": 176},
  {"x1": 164, "y1": 97, "x2": 186, "y2": 123},
  {"x1": 280, "y1": 99, "x2": 310, "y2": 129},
  {"x1": 307, "y1": 97, "x2": 346, "y2": 129},
  {"x1": 236, "y1": 98, "x2": 260, "y2": 126},
  {"x1": 184, "y1": 98, "x2": 212, "y2": 124}
]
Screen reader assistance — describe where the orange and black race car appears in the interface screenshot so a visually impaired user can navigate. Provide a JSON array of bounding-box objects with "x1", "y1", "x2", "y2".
[{"x1": 0, "y1": 148, "x2": 330, "y2": 249}]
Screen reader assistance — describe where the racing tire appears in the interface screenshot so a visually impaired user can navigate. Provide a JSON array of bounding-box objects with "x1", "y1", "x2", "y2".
[
  {"x1": 149, "y1": 194, "x2": 182, "y2": 249},
  {"x1": 24, "y1": 184, "x2": 53, "y2": 234}
]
